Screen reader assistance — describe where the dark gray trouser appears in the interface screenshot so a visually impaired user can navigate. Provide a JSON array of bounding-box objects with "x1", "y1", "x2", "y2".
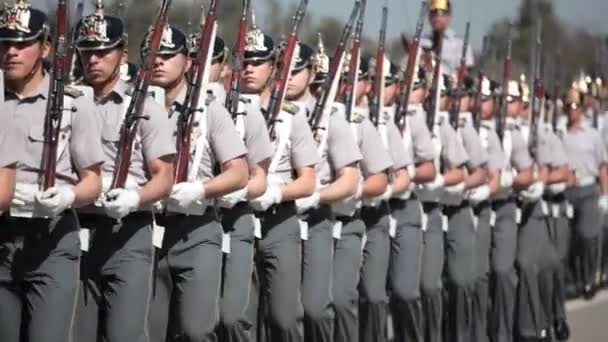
[
  {"x1": 388, "y1": 198, "x2": 423, "y2": 342},
  {"x1": 332, "y1": 213, "x2": 364, "y2": 342},
  {"x1": 489, "y1": 199, "x2": 518, "y2": 342},
  {"x1": 419, "y1": 203, "x2": 444, "y2": 342},
  {"x1": 148, "y1": 209, "x2": 223, "y2": 342},
  {"x1": 0, "y1": 212, "x2": 80, "y2": 342},
  {"x1": 566, "y1": 185, "x2": 602, "y2": 289},
  {"x1": 359, "y1": 203, "x2": 391, "y2": 342},
  {"x1": 546, "y1": 195, "x2": 570, "y2": 324},
  {"x1": 472, "y1": 202, "x2": 491, "y2": 342},
  {"x1": 443, "y1": 204, "x2": 477, "y2": 342},
  {"x1": 255, "y1": 202, "x2": 304, "y2": 342},
  {"x1": 515, "y1": 201, "x2": 560, "y2": 339},
  {"x1": 301, "y1": 205, "x2": 335, "y2": 342},
  {"x1": 218, "y1": 203, "x2": 256, "y2": 342},
  {"x1": 73, "y1": 212, "x2": 154, "y2": 342}
]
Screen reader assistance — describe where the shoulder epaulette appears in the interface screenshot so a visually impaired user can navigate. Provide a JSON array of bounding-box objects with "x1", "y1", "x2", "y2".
[
  {"x1": 282, "y1": 101, "x2": 299, "y2": 115},
  {"x1": 351, "y1": 112, "x2": 364, "y2": 123},
  {"x1": 64, "y1": 85, "x2": 84, "y2": 98}
]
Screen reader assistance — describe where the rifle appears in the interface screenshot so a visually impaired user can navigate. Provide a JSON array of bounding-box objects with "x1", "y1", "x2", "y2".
[
  {"x1": 343, "y1": 0, "x2": 367, "y2": 123},
  {"x1": 551, "y1": 50, "x2": 561, "y2": 132},
  {"x1": 41, "y1": 0, "x2": 70, "y2": 190},
  {"x1": 529, "y1": 18, "x2": 543, "y2": 159},
  {"x1": 424, "y1": 30, "x2": 443, "y2": 131},
  {"x1": 368, "y1": 2, "x2": 388, "y2": 127},
  {"x1": 395, "y1": 1, "x2": 427, "y2": 134},
  {"x1": 449, "y1": 21, "x2": 471, "y2": 129},
  {"x1": 309, "y1": 0, "x2": 360, "y2": 144},
  {"x1": 266, "y1": 0, "x2": 309, "y2": 140},
  {"x1": 225, "y1": 0, "x2": 250, "y2": 117},
  {"x1": 496, "y1": 23, "x2": 512, "y2": 142},
  {"x1": 109, "y1": 0, "x2": 172, "y2": 189},
  {"x1": 174, "y1": 0, "x2": 219, "y2": 183}
]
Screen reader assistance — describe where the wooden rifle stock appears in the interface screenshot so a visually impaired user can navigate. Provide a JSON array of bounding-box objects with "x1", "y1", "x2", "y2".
[
  {"x1": 225, "y1": 0, "x2": 250, "y2": 116},
  {"x1": 424, "y1": 31, "x2": 443, "y2": 131},
  {"x1": 343, "y1": 0, "x2": 366, "y2": 123},
  {"x1": 496, "y1": 24, "x2": 512, "y2": 142},
  {"x1": 369, "y1": 3, "x2": 388, "y2": 127},
  {"x1": 449, "y1": 22, "x2": 471, "y2": 129}
]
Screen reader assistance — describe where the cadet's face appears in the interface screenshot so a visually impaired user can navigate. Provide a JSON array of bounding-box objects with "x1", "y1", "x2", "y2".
[
  {"x1": 384, "y1": 83, "x2": 398, "y2": 106},
  {"x1": 355, "y1": 79, "x2": 371, "y2": 105},
  {"x1": 209, "y1": 62, "x2": 224, "y2": 83},
  {"x1": 409, "y1": 86, "x2": 426, "y2": 104},
  {"x1": 506, "y1": 100, "x2": 520, "y2": 117},
  {"x1": 81, "y1": 48, "x2": 126, "y2": 87},
  {"x1": 480, "y1": 99, "x2": 495, "y2": 120},
  {"x1": 566, "y1": 106, "x2": 582, "y2": 124},
  {"x1": 286, "y1": 67, "x2": 313, "y2": 101},
  {"x1": 0, "y1": 40, "x2": 49, "y2": 81},
  {"x1": 439, "y1": 95, "x2": 449, "y2": 111},
  {"x1": 459, "y1": 95, "x2": 471, "y2": 112},
  {"x1": 241, "y1": 60, "x2": 272, "y2": 94},
  {"x1": 520, "y1": 102, "x2": 530, "y2": 119},
  {"x1": 429, "y1": 11, "x2": 450, "y2": 32},
  {"x1": 151, "y1": 53, "x2": 190, "y2": 88}
]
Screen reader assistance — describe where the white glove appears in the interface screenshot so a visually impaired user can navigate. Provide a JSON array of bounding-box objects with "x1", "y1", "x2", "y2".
[
  {"x1": 380, "y1": 186, "x2": 393, "y2": 201},
  {"x1": 599, "y1": 194, "x2": 608, "y2": 214},
  {"x1": 407, "y1": 165, "x2": 416, "y2": 179},
  {"x1": 548, "y1": 182, "x2": 567, "y2": 195},
  {"x1": 520, "y1": 181, "x2": 544, "y2": 202},
  {"x1": 217, "y1": 187, "x2": 248, "y2": 209},
  {"x1": 11, "y1": 186, "x2": 33, "y2": 207},
  {"x1": 249, "y1": 185, "x2": 282, "y2": 212},
  {"x1": 34, "y1": 187, "x2": 75, "y2": 217},
  {"x1": 295, "y1": 192, "x2": 321, "y2": 214},
  {"x1": 467, "y1": 184, "x2": 491, "y2": 206},
  {"x1": 102, "y1": 189, "x2": 141, "y2": 220},
  {"x1": 424, "y1": 174, "x2": 445, "y2": 191},
  {"x1": 168, "y1": 182, "x2": 206, "y2": 210},
  {"x1": 500, "y1": 170, "x2": 514, "y2": 189},
  {"x1": 445, "y1": 182, "x2": 466, "y2": 195}
]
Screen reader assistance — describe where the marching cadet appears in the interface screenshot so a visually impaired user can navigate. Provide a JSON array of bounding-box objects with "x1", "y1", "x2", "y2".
[
  {"x1": 563, "y1": 87, "x2": 608, "y2": 300},
  {"x1": 72, "y1": 5, "x2": 176, "y2": 341},
  {"x1": 385, "y1": 61, "x2": 437, "y2": 342},
  {"x1": 210, "y1": 34, "x2": 275, "y2": 342},
  {"x1": 413, "y1": 73, "x2": 468, "y2": 342},
  {"x1": 423, "y1": 0, "x2": 474, "y2": 75},
  {"x1": 0, "y1": 1, "x2": 104, "y2": 341},
  {"x1": 459, "y1": 76, "x2": 505, "y2": 342},
  {"x1": 436, "y1": 73, "x2": 488, "y2": 342},
  {"x1": 241, "y1": 25, "x2": 320, "y2": 341},
  {"x1": 330, "y1": 53, "x2": 392, "y2": 342},
  {"x1": 486, "y1": 80, "x2": 534, "y2": 342},
  {"x1": 143, "y1": 25, "x2": 250, "y2": 341},
  {"x1": 286, "y1": 41, "x2": 362, "y2": 342}
]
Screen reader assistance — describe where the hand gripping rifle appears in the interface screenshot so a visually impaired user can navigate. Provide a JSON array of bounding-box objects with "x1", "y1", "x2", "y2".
[
  {"x1": 174, "y1": 0, "x2": 220, "y2": 183},
  {"x1": 343, "y1": 0, "x2": 367, "y2": 123},
  {"x1": 309, "y1": 1, "x2": 360, "y2": 151},
  {"x1": 368, "y1": 2, "x2": 388, "y2": 127},
  {"x1": 496, "y1": 23, "x2": 512, "y2": 142},
  {"x1": 395, "y1": 1, "x2": 427, "y2": 134},
  {"x1": 266, "y1": 0, "x2": 309, "y2": 140},
  {"x1": 109, "y1": 0, "x2": 172, "y2": 189},
  {"x1": 448, "y1": 21, "x2": 471, "y2": 129},
  {"x1": 424, "y1": 30, "x2": 443, "y2": 131},
  {"x1": 529, "y1": 18, "x2": 543, "y2": 160},
  {"x1": 225, "y1": 0, "x2": 250, "y2": 116},
  {"x1": 41, "y1": 0, "x2": 71, "y2": 190}
]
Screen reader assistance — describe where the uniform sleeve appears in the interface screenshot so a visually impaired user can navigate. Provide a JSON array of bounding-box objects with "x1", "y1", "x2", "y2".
[
  {"x1": 595, "y1": 130, "x2": 608, "y2": 165},
  {"x1": 359, "y1": 118, "x2": 393, "y2": 175},
  {"x1": 70, "y1": 96, "x2": 104, "y2": 170},
  {"x1": 548, "y1": 131, "x2": 568, "y2": 168},
  {"x1": 535, "y1": 128, "x2": 553, "y2": 166},
  {"x1": 409, "y1": 113, "x2": 436, "y2": 162},
  {"x1": 387, "y1": 121, "x2": 412, "y2": 169},
  {"x1": 510, "y1": 130, "x2": 533, "y2": 170},
  {"x1": 209, "y1": 102, "x2": 248, "y2": 165},
  {"x1": 486, "y1": 129, "x2": 506, "y2": 171},
  {"x1": 290, "y1": 113, "x2": 320, "y2": 169},
  {"x1": 440, "y1": 123, "x2": 468, "y2": 169},
  {"x1": 0, "y1": 118, "x2": 18, "y2": 168},
  {"x1": 139, "y1": 99, "x2": 177, "y2": 162},
  {"x1": 242, "y1": 106, "x2": 273, "y2": 165},
  {"x1": 460, "y1": 125, "x2": 488, "y2": 168},
  {"x1": 327, "y1": 115, "x2": 362, "y2": 171}
]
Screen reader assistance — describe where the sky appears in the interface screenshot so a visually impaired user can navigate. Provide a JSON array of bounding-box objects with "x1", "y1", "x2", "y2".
[{"x1": 31, "y1": 0, "x2": 608, "y2": 50}]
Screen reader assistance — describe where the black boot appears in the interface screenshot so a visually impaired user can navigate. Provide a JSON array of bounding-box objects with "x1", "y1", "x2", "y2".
[{"x1": 554, "y1": 319, "x2": 570, "y2": 341}]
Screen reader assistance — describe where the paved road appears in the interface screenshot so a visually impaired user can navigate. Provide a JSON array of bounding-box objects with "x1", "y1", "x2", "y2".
[{"x1": 567, "y1": 290, "x2": 608, "y2": 342}]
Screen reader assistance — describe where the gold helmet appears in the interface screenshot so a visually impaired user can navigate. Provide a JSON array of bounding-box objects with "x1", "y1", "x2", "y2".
[
  {"x1": 520, "y1": 74, "x2": 530, "y2": 103},
  {"x1": 429, "y1": 0, "x2": 450, "y2": 13}
]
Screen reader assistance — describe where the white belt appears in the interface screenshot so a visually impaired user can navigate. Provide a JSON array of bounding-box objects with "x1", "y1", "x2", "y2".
[
  {"x1": 391, "y1": 190, "x2": 412, "y2": 200},
  {"x1": 577, "y1": 176, "x2": 597, "y2": 188}
]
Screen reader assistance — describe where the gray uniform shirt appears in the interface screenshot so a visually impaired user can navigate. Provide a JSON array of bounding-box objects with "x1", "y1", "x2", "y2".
[
  {"x1": 234, "y1": 94, "x2": 274, "y2": 166},
  {"x1": 564, "y1": 124, "x2": 608, "y2": 183},
  {"x1": 479, "y1": 120, "x2": 506, "y2": 172},
  {"x1": 422, "y1": 27, "x2": 474, "y2": 75},
  {"x1": 457, "y1": 112, "x2": 488, "y2": 169},
  {"x1": 5, "y1": 75, "x2": 103, "y2": 186},
  {"x1": 406, "y1": 104, "x2": 436, "y2": 163},
  {"x1": 0, "y1": 116, "x2": 19, "y2": 168},
  {"x1": 171, "y1": 85, "x2": 248, "y2": 181},
  {"x1": 96, "y1": 80, "x2": 175, "y2": 189},
  {"x1": 349, "y1": 107, "x2": 394, "y2": 177}
]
